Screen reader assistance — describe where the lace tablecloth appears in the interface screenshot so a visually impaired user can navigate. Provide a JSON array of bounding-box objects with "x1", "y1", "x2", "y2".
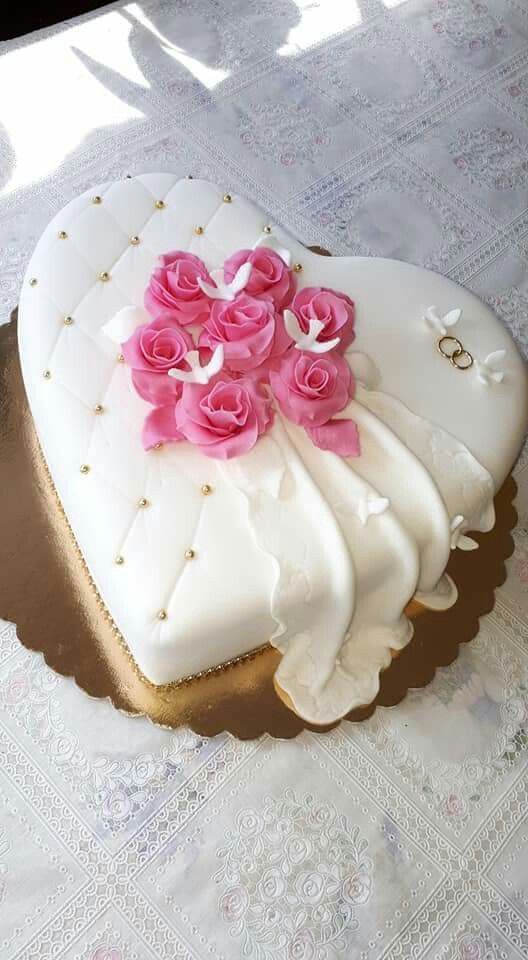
[{"x1": 1, "y1": 1, "x2": 528, "y2": 957}]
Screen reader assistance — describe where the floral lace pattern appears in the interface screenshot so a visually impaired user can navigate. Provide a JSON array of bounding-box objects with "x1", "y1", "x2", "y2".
[
  {"x1": 311, "y1": 163, "x2": 484, "y2": 270},
  {"x1": 1, "y1": 649, "x2": 207, "y2": 839},
  {"x1": 214, "y1": 790, "x2": 372, "y2": 958},
  {"x1": 448, "y1": 127, "x2": 528, "y2": 190},
  {"x1": 1, "y1": 0, "x2": 528, "y2": 955},
  {"x1": 428, "y1": 0, "x2": 510, "y2": 52},
  {"x1": 0, "y1": 831, "x2": 9, "y2": 910},
  {"x1": 237, "y1": 101, "x2": 332, "y2": 168}
]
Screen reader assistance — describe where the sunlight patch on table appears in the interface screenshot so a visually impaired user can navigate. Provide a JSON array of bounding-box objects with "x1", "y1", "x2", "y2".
[
  {"x1": 277, "y1": 0, "x2": 363, "y2": 55},
  {"x1": 0, "y1": 11, "x2": 145, "y2": 195},
  {"x1": 125, "y1": 4, "x2": 230, "y2": 89}
]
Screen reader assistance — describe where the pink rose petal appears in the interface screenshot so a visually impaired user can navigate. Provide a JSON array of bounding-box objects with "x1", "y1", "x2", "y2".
[
  {"x1": 306, "y1": 419, "x2": 360, "y2": 457},
  {"x1": 142, "y1": 405, "x2": 183, "y2": 450}
]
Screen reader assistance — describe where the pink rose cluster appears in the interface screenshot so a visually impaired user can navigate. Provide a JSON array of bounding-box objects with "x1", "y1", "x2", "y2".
[{"x1": 122, "y1": 247, "x2": 359, "y2": 460}]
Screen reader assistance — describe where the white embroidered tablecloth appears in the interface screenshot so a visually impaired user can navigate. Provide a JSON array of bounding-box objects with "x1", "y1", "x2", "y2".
[{"x1": 1, "y1": 1, "x2": 528, "y2": 957}]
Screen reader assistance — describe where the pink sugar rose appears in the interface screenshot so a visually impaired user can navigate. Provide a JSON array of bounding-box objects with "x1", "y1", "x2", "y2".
[
  {"x1": 270, "y1": 350, "x2": 353, "y2": 428},
  {"x1": 199, "y1": 292, "x2": 290, "y2": 373},
  {"x1": 122, "y1": 313, "x2": 193, "y2": 405},
  {"x1": 290, "y1": 286, "x2": 355, "y2": 352},
  {"x1": 175, "y1": 374, "x2": 273, "y2": 459},
  {"x1": 144, "y1": 250, "x2": 212, "y2": 325},
  {"x1": 223, "y1": 246, "x2": 296, "y2": 308}
]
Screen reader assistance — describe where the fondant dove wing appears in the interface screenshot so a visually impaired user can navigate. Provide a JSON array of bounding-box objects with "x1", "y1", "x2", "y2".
[
  {"x1": 450, "y1": 515, "x2": 479, "y2": 551},
  {"x1": 284, "y1": 309, "x2": 340, "y2": 353},
  {"x1": 475, "y1": 349, "x2": 506, "y2": 386},
  {"x1": 251, "y1": 235, "x2": 292, "y2": 266},
  {"x1": 168, "y1": 345, "x2": 224, "y2": 384},
  {"x1": 197, "y1": 263, "x2": 252, "y2": 301},
  {"x1": 356, "y1": 495, "x2": 390, "y2": 526},
  {"x1": 423, "y1": 305, "x2": 462, "y2": 335},
  {"x1": 102, "y1": 306, "x2": 150, "y2": 343}
]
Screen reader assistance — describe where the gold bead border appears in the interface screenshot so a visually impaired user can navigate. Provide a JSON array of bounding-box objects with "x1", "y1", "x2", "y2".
[{"x1": 35, "y1": 437, "x2": 269, "y2": 693}]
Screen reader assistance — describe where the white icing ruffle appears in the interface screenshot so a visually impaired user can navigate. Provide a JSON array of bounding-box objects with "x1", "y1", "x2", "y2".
[
  {"x1": 356, "y1": 385, "x2": 495, "y2": 535},
  {"x1": 222, "y1": 380, "x2": 496, "y2": 726}
]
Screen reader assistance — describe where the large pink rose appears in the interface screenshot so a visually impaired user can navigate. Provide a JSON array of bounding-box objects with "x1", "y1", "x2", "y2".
[
  {"x1": 223, "y1": 247, "x2": 296, "y2": 308},
  {"x1": 122, "y1": 314, "x2": 193, "y2": 405},
  {"x1": 270, "y1": 350, "x2": 353, "y2": 427},
  {"x1": 199, "y1": 292, "x2": 290, "y2": 372},
  {"x1": 144, "y1": 251, "x2": 212, "y2": 325},
  {"x1": 290, "y1": 286, "x2": 355, "y2": 352},
  {"x1": 175, "y1": 375, "x2": 273, "y2": 459}
]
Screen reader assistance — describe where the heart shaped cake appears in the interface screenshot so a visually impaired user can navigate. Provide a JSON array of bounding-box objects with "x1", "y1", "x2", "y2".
[{"x1": 18, "y1": 174, "x2": 528, "y2": 725}]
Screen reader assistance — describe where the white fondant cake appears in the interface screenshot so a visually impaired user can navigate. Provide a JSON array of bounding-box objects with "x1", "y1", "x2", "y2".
[{"x1": 18, "y1": 175, "x2": 528, "y2": 724}]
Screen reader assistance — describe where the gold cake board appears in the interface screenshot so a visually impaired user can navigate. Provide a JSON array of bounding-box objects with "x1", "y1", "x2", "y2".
[{"x1": 0, "y1": 311, "x2": 517, "y2": 739}]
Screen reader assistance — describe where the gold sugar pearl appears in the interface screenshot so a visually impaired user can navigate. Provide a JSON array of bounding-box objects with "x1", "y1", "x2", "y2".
[
  {"x1": 201, "y1": 484, "x2": 213, "y2": 496},
  {"x1": 115, "y1": 555, "x2": 124, "y2": 565},
  {"x1": 155, "y1": 199, "x2": 165, "y2": 210},
  {"x1": 158, "y1": 609, "x2": 167, "y2": 620},
  {"x1": 293, "y1": 262, "x2": 303, "y2": 273},
  {"x1": 117, "y1": 353, "x2": 125, "y2": 363},
  {"x1": 130, "y1": 235, "x2": 140, "y2": 245},
  {"x1": 223, "y1": 193, "x2": 232, "y2": 203},
  {"x1": 80, "y1": 464, "x2": 90, "y2": 474},
  {"x1": 63, "y1": 315, "x2": 74, "y2": 325},
  {"x1": 153, "y1": 442, "x2": 163, "y2": 450},
  {"x1": 94, "y1": 403, "x2": 104, "y2": 414},
  {"x1": 99, "y1": 271, "x2": 110, "y2": 282},
  {"x1": 92, "y1": 196, "x2": 102, "y2": 204},
  {"x1": 43, "y1": 369, "x2": 51, "y2": 380},
  {"x1": 185, "y1": 548, "x2": 196, "y2": 560},
  {"x1": 138, "y1": 496, "x2": 150, "y2": 508},
  {"x1": 263, "y1": 225, "x2": 272, "y2": 234},
  {"x1": 194, "y1": 226, "x2": 204, "y2": 235},
  {"x1": 29, "y1": 278, "x2": 38, "y2": 287},
  {"x1": 58, "y1": 230, "x2": 68, "y2": 240}
]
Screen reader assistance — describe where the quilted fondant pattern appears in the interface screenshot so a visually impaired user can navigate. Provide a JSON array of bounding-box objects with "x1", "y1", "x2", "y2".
[{"x1": 19, "y1": 175, "x2": 528, "y2": 688}]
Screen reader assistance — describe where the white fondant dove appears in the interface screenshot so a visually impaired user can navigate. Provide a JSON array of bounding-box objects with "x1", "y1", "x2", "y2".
[
  {"x1": 423, "y1": 305, "x2": 461, "y2": 335},
  {"x1": 197, "y1": 263, "x2": 252, "y2": 301},
  {"x1": 102, "y1": 306, "x2": 150, "y2": 343},
  {"x1": 450, "y1": 515, "x2": 479, "y2": 551},
  {"x1": 284, "y1": 309, "x2": 340, "y2": 353},
  {"x1": 168, "y1": 345, "x2": 224, "y2": 385},
  {"x1": 357, "y1": 495, "x2": 390, "y2": 526},
  {"x1": 475, "y1": 349, "x2": 506, "y2": 386}
]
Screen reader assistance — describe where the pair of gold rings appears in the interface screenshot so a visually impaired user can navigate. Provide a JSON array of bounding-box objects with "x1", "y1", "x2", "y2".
[{"x1": 437, "y1": 336, "x2": 473, "y2": 370}]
